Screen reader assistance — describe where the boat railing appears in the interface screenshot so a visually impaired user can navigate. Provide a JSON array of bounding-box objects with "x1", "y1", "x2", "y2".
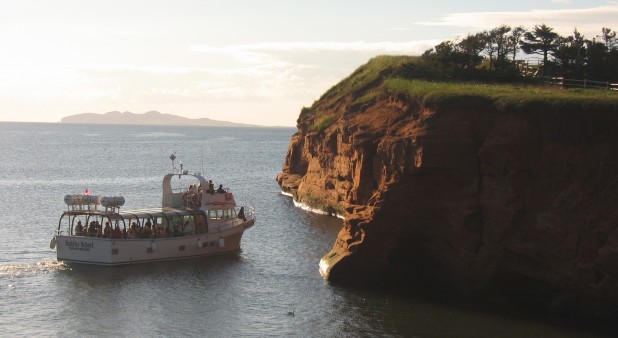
[{"x1": 213, "y1": 206, "x2": 255, "y2": 233}]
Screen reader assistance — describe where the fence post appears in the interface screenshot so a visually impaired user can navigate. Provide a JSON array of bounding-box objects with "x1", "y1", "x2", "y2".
[{"x1": 584, "y1": 78, "x2": 587, "y2": 89}]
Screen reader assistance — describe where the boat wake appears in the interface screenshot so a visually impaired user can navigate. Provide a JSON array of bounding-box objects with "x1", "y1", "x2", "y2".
[{"x1": 0, "y1": 260, "x2": 70, "y2": 278}]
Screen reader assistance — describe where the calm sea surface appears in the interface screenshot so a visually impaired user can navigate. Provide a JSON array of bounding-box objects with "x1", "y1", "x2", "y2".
[{"x1": 0, "y1": 122, "x2": 609, "y2": 337}]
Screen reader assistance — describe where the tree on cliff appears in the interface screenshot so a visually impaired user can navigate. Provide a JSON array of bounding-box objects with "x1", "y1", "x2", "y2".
[
  {"x1": 421, "y1": 34, "x2": 486, "y2": 74},
  {"x1": 506, "y1": 26, "x2": 526, "y2": 62},
  {"x1": 421, "y1": 24, "x2": 618, "y2": 82},
  {"x1": 600, "y1": 27, "x2": 617, "y2": 50},
  {"x1": 521, "y1": 24, "x2": 561, "y2": 74},
  {"x1": 553, "y1": 29, "x2": 586, "y2": 78},
  {"x1": 551, "y1": 27, "x2": 618, "y2": 81},
  {"x1": 483, "y1": 25, "x2": 512, "y2": 70},
  {"x1": 457, "y1": 33, "x2": 486, "y2": 70},
  {"x1": 597, "y1": 27, "x2": 618, "y2": 81}
]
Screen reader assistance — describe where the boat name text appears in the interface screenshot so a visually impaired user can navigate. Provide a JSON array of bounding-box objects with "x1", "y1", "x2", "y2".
[{"x1": 65, "y1": 240, "x2": 94, "y2": 251}]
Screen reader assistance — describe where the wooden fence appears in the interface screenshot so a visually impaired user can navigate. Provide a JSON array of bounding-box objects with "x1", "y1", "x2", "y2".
[{"x1": 544, "y1": 76, "x2": 618, "y2": 91}]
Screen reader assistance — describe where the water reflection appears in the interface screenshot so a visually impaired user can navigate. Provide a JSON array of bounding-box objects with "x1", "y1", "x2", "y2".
[
  {"x1": 57, "y1": 254, "x2": 244, "y2": 285},
  {"x1": 53, "y1": 255, "x2": 247, "y2": 336}
]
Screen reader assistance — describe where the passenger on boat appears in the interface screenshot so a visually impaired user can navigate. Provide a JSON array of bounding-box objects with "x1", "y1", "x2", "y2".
[
  {"x1": 103, "y1": 222, "x2": 112, "y2": 237},
  {"x1": 95, "y1": 221, "x2": 102, "y2": 237},
  {"x1": 173, "y1": 224, "x2": 180, "y2": 237},
  {"x1": 216, "y1": 184, "x2": 225, "y2": 193},
  {"x1": 122, "y1": 227, "x2": 128, "y2": 239},
  {"x1": 208, "y1": 180, "x2": 215, "y2": 195},
  {"x1": 88, "y1": 221, "x2": 97, "y2": 237},
  {"x1": 152, "y1": 225, "x2": 161, "y2": 238},
  {"x1": 184, "y1": 220, "x2": 193, "y2": 234},
  {"x1": 182, "y1": 190, "x2": 190, "y2": 206},
  {"x1": 75, "y1": 221, "x2": 84, "y2": 236},
  {"x1": 112, "y1": 224, "x2": 122, "y2": 239},
  {"x1": 142, "y1": 224, "x2": 152, "y2": 238},
  {"x1": 238, "y1": 207, "x2": 246, "y2": 222},
  {"x1": 129, "y1": 222, "x2": 138, "y2": 239}
]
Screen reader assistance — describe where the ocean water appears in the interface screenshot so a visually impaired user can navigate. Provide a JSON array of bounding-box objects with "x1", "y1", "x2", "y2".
[{"x1": 0, "y1": 122, "x2": 609, "y2": 337}]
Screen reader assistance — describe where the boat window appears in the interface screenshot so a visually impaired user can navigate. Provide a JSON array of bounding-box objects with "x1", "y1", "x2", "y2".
[
  {"x1": 208, "y1": 209, "x2": 235, "y2": 220},
  {"x1": 216, "y1": 209, "x2": 234, "y2": 219},
  {"x1": 194, "y1": 214, "x2": 208, "y2": 234}
]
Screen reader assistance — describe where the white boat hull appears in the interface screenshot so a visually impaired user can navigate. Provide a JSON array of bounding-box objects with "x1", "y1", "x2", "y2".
[{"x1": 56, "y1": 219, "x2": 254, "y2": 265}]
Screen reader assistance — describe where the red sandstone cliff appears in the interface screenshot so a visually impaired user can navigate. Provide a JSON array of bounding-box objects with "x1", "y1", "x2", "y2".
[{"x1": 277, "y1": 56, "x2": 618, "y2": 315}]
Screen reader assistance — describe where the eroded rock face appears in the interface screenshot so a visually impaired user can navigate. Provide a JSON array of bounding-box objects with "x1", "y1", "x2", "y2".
[{"x1": 277, "y1": 94, "x2": 618, "y2": 316}]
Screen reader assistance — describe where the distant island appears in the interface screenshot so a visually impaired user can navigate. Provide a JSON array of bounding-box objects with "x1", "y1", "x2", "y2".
[{"x1": 60, "y1": 111, "x2": 262, "y2": 127}]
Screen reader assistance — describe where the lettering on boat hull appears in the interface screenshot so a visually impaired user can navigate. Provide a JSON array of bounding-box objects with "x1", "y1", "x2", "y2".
[{"x1": 65, "y1": 240, "x2": 94, "y2": 252}]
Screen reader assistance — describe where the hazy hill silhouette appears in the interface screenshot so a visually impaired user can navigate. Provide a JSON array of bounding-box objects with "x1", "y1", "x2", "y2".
[{"x1": 61, "y1": 111, "x2": 261, "y2": 127}]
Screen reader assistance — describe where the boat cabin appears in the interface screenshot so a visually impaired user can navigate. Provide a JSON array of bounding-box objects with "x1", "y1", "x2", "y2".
[{"x1": 57, "y1": 172, "x2": 246, "y2": 239}]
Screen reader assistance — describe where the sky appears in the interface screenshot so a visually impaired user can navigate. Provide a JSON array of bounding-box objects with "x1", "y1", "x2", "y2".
[{"x1": 0, "y1": 0, "x2": 616, "y2": 126}]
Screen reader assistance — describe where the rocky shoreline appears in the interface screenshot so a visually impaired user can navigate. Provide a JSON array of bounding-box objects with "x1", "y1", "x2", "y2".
[{"x1": 277, "y1": 56, "x2": 618, "y2": 318}]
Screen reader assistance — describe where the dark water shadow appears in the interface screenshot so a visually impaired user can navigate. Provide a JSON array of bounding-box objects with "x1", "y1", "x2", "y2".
[{"x1": 325, "y1": 280, "x2": 618, "y2": 338}]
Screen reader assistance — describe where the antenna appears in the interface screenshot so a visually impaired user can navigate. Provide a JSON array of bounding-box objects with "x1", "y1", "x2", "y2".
[
  {"x1": 170, "y1": 153, "x2": 176, "y2": 173},
  {"x1": 201, "y1": 148, "x2": 205, "y2": 177}
]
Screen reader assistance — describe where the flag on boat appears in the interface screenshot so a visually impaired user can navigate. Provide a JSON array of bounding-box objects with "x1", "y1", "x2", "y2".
[{"x1": 85, "y1": 188, "x2": 89, "y2": 196}]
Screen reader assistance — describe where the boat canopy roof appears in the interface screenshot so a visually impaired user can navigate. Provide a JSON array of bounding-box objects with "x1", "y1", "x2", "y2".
[{"x1": 61, "y1": 207, "x2": 206, "y2": 221}]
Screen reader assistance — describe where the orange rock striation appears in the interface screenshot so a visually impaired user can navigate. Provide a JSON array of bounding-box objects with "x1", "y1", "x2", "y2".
[{"x1": 277, "y1": 58, "x2": 618, "y2": 315}]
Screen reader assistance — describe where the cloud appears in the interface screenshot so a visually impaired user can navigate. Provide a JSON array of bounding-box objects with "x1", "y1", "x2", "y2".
[
  {"x1": 184, "y1": 40, "x2": 442, "y2": 104},
  {"x1": 190, "y1": 40, "x2": 439, "y2": 64},
  {"x1": 414, "y1": 5, "x2": 618, "y2": 38},
  {"x1": 191, "y1": 41, "x2": 437, "y2": 53},
  {"x1": 551, "y1": 0, "x2": 572, "y2": 3}
]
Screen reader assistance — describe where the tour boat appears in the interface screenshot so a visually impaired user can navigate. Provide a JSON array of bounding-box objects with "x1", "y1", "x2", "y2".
[{"x1": 50, "y1": 160, "x2": 255, "y2": 265}]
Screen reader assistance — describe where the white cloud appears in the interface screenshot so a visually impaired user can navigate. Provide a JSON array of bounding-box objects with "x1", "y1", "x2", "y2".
[
  {"x1": 0, "y1": 36, "x2": 443, "y2": 126},
  {"x1": 190, "y1": 40, "x2": 439, "y2": 64},
  {"x1": 191, "y1": 41, "x2": 437, "y2": 53},
  {"x1": 414, "y1": 5, "x2": 618, "y2": 38},
  {"x1": 551, "y1": 0, "x2": 572, "y2": 3}
]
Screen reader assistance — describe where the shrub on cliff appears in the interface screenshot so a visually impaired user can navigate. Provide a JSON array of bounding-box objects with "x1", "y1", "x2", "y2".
[{"x1": 309, "y1": 116, "x2": 335, "y2": 133}]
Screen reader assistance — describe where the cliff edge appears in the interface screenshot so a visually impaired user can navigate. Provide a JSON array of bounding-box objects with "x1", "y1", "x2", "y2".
[{"x1": 277, "y1": 56, "x2": 618, "y2": 316}]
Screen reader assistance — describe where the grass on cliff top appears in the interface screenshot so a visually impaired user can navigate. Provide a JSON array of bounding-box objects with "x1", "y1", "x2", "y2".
[
  {"x1": 320, "y1": 55, "x2": 417, "y2": 101},
  {"x1": 299, "y1": 55, "x2": 618, "y2": 117},
  {"x1": 300, "y1": 55, "x2": 418, "y2": 116},
  {"x1": 385, "y1": 78, "x2": 618, "y2": 112}
]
